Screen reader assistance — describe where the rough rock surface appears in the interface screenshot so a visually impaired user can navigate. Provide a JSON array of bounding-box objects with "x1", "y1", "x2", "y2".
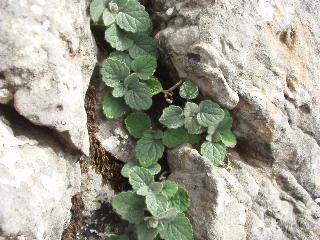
[
  {"x1": 154, "y1": 0, "x2": 320, "y2": 200},
  {"x1": 168, "y1": 146, "x2": 320, "y2": 240},
  {"x1": 0, "y1": 111, "x2": 81, "y2": 240},
  {"x1": 0, "y1": 0, "x2": 96, "y2": 155}
]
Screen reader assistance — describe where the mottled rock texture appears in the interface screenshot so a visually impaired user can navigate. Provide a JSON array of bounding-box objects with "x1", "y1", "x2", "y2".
[{"x1": 154, "y1": 0, "x2": 320, "y2": 239}]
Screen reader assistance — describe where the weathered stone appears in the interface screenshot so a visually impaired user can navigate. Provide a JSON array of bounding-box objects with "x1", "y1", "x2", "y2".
[
  {"x1": 168, "y1": 145, "x2": 320, "y2": 240},
  {"x1": 0, "y1": 113, "x2": 81, "y2": 239},
  {"x1": 0, "y1": 0, "x2": 96, "y2": 155}
]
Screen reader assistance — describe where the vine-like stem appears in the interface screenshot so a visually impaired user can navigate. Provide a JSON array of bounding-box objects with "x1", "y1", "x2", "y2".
[{"x1": 162, "y1": 80, "x2": 183, "y2": 103}]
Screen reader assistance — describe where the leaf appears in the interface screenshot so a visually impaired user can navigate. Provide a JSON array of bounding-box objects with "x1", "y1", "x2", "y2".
[
  {"x1": 162, "y1": 128, "x2": 188, "y2": 148},
  {"x1": 129, "y1": 34, "x2": 158, "y2": 59},
  {"x1": 115, "y1": 0, "x2": 151, "y2": 33},
  {"x1": 124, "y1": 73, "x2": 140, "y2": 87},
  {"x1": 131, "y1": 55, "x2": 157, "y2": 80},
  {"x1": 129, "y1": 166, "x2": 154, "y2": 191},
  {"x1": 158, "y1": 213, "x2": 193, "y2": 240},
  {"x1": 218, "y1": 109, "x2": 233, "y2": 131},
  {"x1": 112, "y1": 191, "x2": 145, "y2": 223},
  {"x1": 136, "y1": 137, "x2": 165, "y2": 167},
  {"x1": 121, "y1": 159, "x2": 161, "y2": 178},
  {"x1": 168, "y1": 187, "x2": 190, "y2": 213},
  {"x1": 145, "y1": 76, "x2": 163, "y2": 95},
  {"x1": 179, "y1": 80, "x2": 199, "y2": 100},
  {"x1": 109, "y1": 51, "x2": 132, "y2": 69},
  {"x1": 103, "y1": 92, "x2": 130, "y2": 119},
  {"x1": 184, "y1": 102, "x2": 203, "y2": 134},
  {"x1": 146, "y1": 193, "x2": 168, "y2": 216},
  {"x1": 112, "y1": 83, "x2": 127, "y2": 97},
  {"x1": 146, "y1": 163, "x2": 162, "y2": 175},
  {"x1": 187, "y1": 133, "x2": 201, "y2": 145},
  {"x1": 105, "y1": 24, "x2": 134, "y2": 51},
  {"x1": 213, "y1": 129, "x2": 237, "y2": 147},
  {"x1": 125, "y1": 112, "x2": 151, "y2": 138},
  {"x1": 103, "y1": 8, "x2": 117, "y2": 26},
  {"x1": 161, "y1": 180, "x2": 178, "y2": 198},
  {"x1": 159, "y1": 106, "x2": 185, "y2": 129},
  {"x1": 197, "y1": 100, "x2": 225, "y2": 128},
  {"x1": 136, "y1": 223, "x2": 159, "y2": 240},
  {"x1": 90, "y1": 0, "x2": 107, "y2": 23},
  {"x1": 137, "y1": 182, "x2": 163, "y2": 196},
  {"x1": 107, "y1": 234, "x2": 129, "y2": 240},
  {"x1": 125, "y1": 82, "x2": 153, "y2": 110},
  {"x1": 200, "y1": 141, "x2": 226, "y2": 166},
  {"x1": 101, "y1": 58, "x2": 130, "y2": 87},
  {"x1": 156, "y1": 208, "x2": 177, "y2": 221},
  {"x1": 143, "y1": 130, "x2": 164, "y2": 140}
]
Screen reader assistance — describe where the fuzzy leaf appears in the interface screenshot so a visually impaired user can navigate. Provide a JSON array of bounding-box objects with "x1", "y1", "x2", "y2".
[
  {"x1": 168, "y1": 187, "x2": 190, "y2": 213},
  {"x1": 197, "y1": 100, "x2": 225, "y2": 128},
  {"x1": 124, "y1": 73, "x2": 140, "y2": 87},
  {"x1": 105, "y1": 24, "x2": 134, "y2": 51},
  {"x1": 136, "y1": 137, "x2": 165, "y2": 167},
  {"x1": 112, "y1": 191, "x2": 145, "y2": 223},
  {"x1": 146, "y1": 193, "x2": 168, "y2": 216},
  {"x1": 129, "y1": 34, "x2": 158, "y2": 59},
  {"x1": 109, "y1": 51, "x2": 132, "y2": 69},
  {"x1": 159, "y1": 106, "x2": 184, "y2": 129},
  {"x1": 103, "y1": 92, "x2": 130, "y2": 119},
  {"x1": 121, "y1": 159, "x2": 161, "y2": 178},
  {"x1": 101, "y1": 58, "x2": 130, "y2": 87},
  {"x1": 156, "y1": 208, "x2": 178, "y2": 221},
  {"x1": 143, "y1": 130, "x2": 164, "y2": 140},
  {"x1": 162, "y1": 128, "x2": 188, "y2": 148},
  {"x1": 218, "y1": 109, "x2": 233, "y2": 130},
  {"x1": 136, "y1": 223, "x2": 158, "y2": 240},
  {"x1": 200, "y1": 141, "x2": 226, "y2": 166},
  {"x1": 115, "y1": 0, "x2": 151, "y2": 33},
  {"x1": 137, "y1": 182, "x2": 163, "y2": 196},
  {"x1": 131, "y1": 55, "x2": 157, "y2": 80},
  {"x1": 158, "y1": 213, "x2": 193, "y2": 240},
  {"x1": 145, "y1": 76, "x2": 163, "y2": 95},
  {"x1": 125, "y1": 82, "x2": 153, "y2": 110},
  {"x1": 125, "y1": 112, "x2": 151, "y2": 138},
  {"x1": 129, "y1": 167, "x2": 154, "y2": 191},
  {"x1": 183, "y1": 102, "x2": 203, "y2": 134},
  {"x1": 112, "y1": 83, "x2": 127, "y2": 97},
  {"x1": 179, "y1": 80, "x2": 199, "y2": 100},
  {"x1": 161, "y1": 180, "x2": 178, "y2": 198},
  {"x1": 103, "y1": 8, "x2": 117, "y2": 26},
  {"x1": 213, "y1": 129, "x2": 237, "y2": 147},
  {"x1": 90, "y1": 0, "x2": 107, "y2": 23}
]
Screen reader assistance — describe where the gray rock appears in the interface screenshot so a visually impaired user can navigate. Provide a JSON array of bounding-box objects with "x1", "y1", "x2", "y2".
[
  {"x1": 154, "y1": 0, "x2": 320, "y2": 197},
  {"x1": 0, "y1": 114, "x2": 81, "y2": 239},
  {"x1": 168, "y1": 146, "x2": 320, "y2": 240},
  {"x1": 0, "y1": 0, "x2": 96, "y2": 155}
]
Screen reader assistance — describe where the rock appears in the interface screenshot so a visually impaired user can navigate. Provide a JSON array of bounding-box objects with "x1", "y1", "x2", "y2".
[
  {"x1": 154, "y1": 0, "x2": 320, "y2": 197},
  {"x1": 0, "y1": 0, "x2": 96, "y2": 155},
  {"x1": 167, "y1": 145, "x2": 320, "y2": 240},
  {"x1": 0, "y1": 112, "x2": 81, "y2": 239}
]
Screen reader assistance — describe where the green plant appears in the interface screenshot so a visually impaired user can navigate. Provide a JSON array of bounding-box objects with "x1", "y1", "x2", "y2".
[{"x1": 90, "y1": 0, "x2": 236, "y2": 239}]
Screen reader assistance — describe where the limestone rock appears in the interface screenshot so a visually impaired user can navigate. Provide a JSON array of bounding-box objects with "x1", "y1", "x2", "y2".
[{"x1": 0, "y1": 0, "x2": 97, "y2": 155}]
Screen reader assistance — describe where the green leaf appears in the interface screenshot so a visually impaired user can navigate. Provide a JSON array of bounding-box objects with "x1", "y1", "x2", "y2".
[
  {"x1": 121, "y1": 159, "x2": 161, "y2": 178},
  {"x1": 107, "y1": 234, "x2": 129, "y2": 240},
  {"x1": 146, "y1": 193, "x2": 168, "y2": 216},
  {"x1": 145, "y1": 76, "x2": 163, "y2": 95},
  {"x1": 168, "y1": 187, "x2": 190, "y2": 213},
  {"x1": 184, "y1": 102, "x2": 203, "y2": 134},
  {"x1": 115, "y1": 0, "x2": 151, "y2": 33},
  {"x1": 146, "y1": 163, "x2": 162, "y2": 175},
  {"x1": 136, "y1": 223, "x2": 159, "y2": 240},
  {"x1": 125, "y1": 112, "x2": 151, "y2": 138},
  {"x1": 197, "y1": 100, "x2": 225, "y2": 128},
  {"x1": 187, "y1": 133, "x2": 201, "y2": 145},
  {"x1": 218, "y1": 109, "x2": 233, "y2": 130},
  {"x1": 112, "y1": 191, "x2": 145, "y2": 223},
  {"x1": 105, "y1": 24, "x2": 134, "y2": 51},
  {"x1": 179, "y1": 80, "x2": 199, "y2": 100},
  {"x1": 137, "y1": 182, "x2": 163, "y2": 196},
  {"x1": 159, "y1": 106, "x2": 185, "y2": 129},
  {"x1": 103, "y1": 92, "x2": 130, "y2": 119},
  {"x1": 143, "y1": 130, "x2": 164, "y2": 140},
  {"x1": 200, "y1": 141, "x2": 226, "y2": 166},
  {"x1": 213, "y1": 129, "x2": 237, "y2": 147},
  {"x1": 162, "y1": 128, "x2": 188, "y2": 148},
  {"x1": 156, "y1": 208, "x2": 177, "y2": 221},
  {"x1": 90, "y1": 0, "x2": 107, "y2": 23},
  {"x1": 129, "y1": 166, "x2": 154, "y2": 191},
  {"x1": 101, "y1": 58, "x2": 130, "y2": 87},
  {"x1": 112, "y1": 83, "x2": 127, "y2": 97},
  {"x1": 103, "y1": 8, "x2": 117, "y2": 26},
  {"x1": 125, "y1": 82, "x2": 153, "y2": 110},
  {"x1": 131, "y1": 55, "x2": 157, "y2": 80},
  {"x1": 162, "y1": 180, "x2": 178, "y2": 198},
  {"x1": 109, "y1": 51, "x2": 132, "y2": 69},
  {"x1": 136, "y1": 137, "x2": 165, "y2": 167},
  {"x1": 124, "y1": 73, "x2": 140, "y2": 87},
  {"x1": 129, "y1": 34, "x2": 158, "y2": 59},
  {"x1": 158, "y1": 213, "x2": 193, "y2": 240}
]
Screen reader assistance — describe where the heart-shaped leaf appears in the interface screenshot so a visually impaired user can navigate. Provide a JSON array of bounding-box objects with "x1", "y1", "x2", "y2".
[
  {"x1": 131, "y1": 55, "x2": 157, "y2": 80},
  {"x1": 101, "y1": 58, "x2": 130, "y2": 87},
  {"x1": 159, "y1": 106, "x2": 184, "y2": 129},
  {"x1": 125, "y1": 112, "x2": 151, "y2": 138},
  {"x1": 179, "y1": 80, "x2": 199, "y2": 100},
  {"x1": 129, "y1": 167, "x2": 154, "y2": 191},
  {"x1": 105, "y1": 24, "x2": 134, "y2": 51},
  {"x1": 200, "y1": 141, "x2": 226, "y2": 166},
  {"x1": 135, "y1": 137, "x2": 165, "y2": 167},
  {"x1": 162, "y1": 128, "x2": 188, "y2": 148},
  {"x1": 125, "y1": 82, "x2": 153, "y2": 110},
  {"x1": 103, "y1": 91, "x2": 130, "y2": 119},
  {"x1": 197, "y1": 100, "x2": 225, "y2": 128},
  {"x1": 129, "y1": 33, "x2": 158, "y2": 59}
]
